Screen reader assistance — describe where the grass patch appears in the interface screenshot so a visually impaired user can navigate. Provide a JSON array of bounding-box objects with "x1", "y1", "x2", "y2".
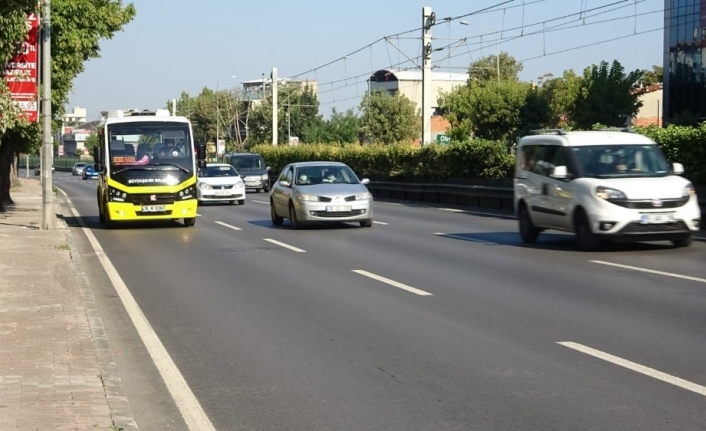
[{"x1": 56, "y1": 244, "x2": 70, "y2": 250}]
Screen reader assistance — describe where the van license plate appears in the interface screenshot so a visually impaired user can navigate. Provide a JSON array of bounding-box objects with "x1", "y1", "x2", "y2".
[
  {"x1": 142, "y1": 205, "x2": 165, "y2": 213},
  {"x1": 326, "y1": 206, "x2": 351, "y2": 212},
  {"x1": 640, "y1": 213, "x2": 674, "y2": 224}
]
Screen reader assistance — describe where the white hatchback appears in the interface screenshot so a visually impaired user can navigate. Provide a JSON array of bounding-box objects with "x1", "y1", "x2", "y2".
[
  {"x1": 196, "y1": 163, "x2": 246, "y2": 205},
  {"x1": 514, "y1": 129, "x2": 701, "y2": 250}
]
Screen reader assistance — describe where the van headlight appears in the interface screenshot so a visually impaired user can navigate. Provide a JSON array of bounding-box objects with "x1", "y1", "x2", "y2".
[
  {"x1": 683, "y1": 183, "x2": 695, "y2": 197},
  {"x1": 595, "y1": 186, "x2": 626, "y2": 200},
  {"x1": 262, "y1": 173, "x2": 269, "y2": 180}
]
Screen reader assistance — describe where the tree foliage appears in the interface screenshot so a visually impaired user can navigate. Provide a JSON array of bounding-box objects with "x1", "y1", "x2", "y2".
[
  {"x1": 538, "y1": 70, "x2": 581, "y2": 128},
  {"x1": 359, "y1": 89, "x2": 419, "y2": 144},
  {"x1": 306, "y1": 108, "x2": 360, "y2": 144},
  {"x1": 0, "y1": 0, "x2": 135, "y2": 210},
  {"x1": 639, "y1": 65, "x2": 663, "y2": 87},
  {"x1": 569, "y1": 60, "x2": 644, "y2": 130},
  {"x1": 172, "y1": 87, "x2": 244, "y2": 148},
  {"x1": 247, "y1": 84, "x2": 322, "y2": 145},
  {"x1": 438, "y1": 79, "x2": 551, "y2": 142},
  {"x1": 468, "y1": 51, "x2": 523, "y2": 83}
]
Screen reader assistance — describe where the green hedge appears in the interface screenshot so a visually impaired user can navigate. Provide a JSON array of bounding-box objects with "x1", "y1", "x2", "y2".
[
  {"x1": 251, "y1": 140, "x2": 515, "y2": 180},
  {"x1": 251, "y1": 124, "x2": 706, "y2": 185}
]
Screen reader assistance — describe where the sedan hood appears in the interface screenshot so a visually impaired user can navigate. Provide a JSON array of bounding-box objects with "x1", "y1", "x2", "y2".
[
  {"x1": 198, "y1": 177, "x2": 241, "y2": 186},
  {"x1": 297, "y1": 183, "x2": 370, "y2": 196}
]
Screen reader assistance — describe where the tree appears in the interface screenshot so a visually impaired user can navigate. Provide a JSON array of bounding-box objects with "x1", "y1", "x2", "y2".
[
  {"x1": 359, "y1": 89, "x2": 419, "y2": 144},
  {"x1": 83, "y1": 132, "x2": 100, "y2": 153},
  {"x1": 304, "y1": 108, "x2": 360, "y2": 144},
  {"x1": 0, "y1": 0, "x2": 135, "y2": 210},
  {"x1": 172, "y1": 87, "x2": 243, "y2": 148},
  {"x1": 569, "y1": 60, "x2": 644, "y2": 130},
  {"x1": 246, "y1": 84, "x2": 322, "y2": 145},
  {"x1": 640, "y1": 65, "x2": 663, "y2": 87},
  {"x1": 468, "y1": 51, "x2": 523, "y2": 83},
  {"x1": 438, "y1": 80, "x2": 551, "y2": 143},
  {"x1": 539, "y1": 70, "x2": 582, "y2": 128}
]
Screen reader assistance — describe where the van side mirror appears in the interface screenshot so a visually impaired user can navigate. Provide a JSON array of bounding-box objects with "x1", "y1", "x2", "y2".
[
  {"x1": 266, "y1": 166, "x2": 271, "y2": 171},
  {"x1": 93, "y1": 147, "x2": 103, "y2": 172},
  {"x1": 672, "y1": 162, "x2": 684, "y2": 175},
  {"x1": 551, "y1": 165, "x2": 568, "y2": 179}
]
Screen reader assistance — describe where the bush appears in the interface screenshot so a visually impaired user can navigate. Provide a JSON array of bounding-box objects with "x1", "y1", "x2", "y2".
[{"x1": 635, "y1": 124, "x2": 706, "y2": 185}]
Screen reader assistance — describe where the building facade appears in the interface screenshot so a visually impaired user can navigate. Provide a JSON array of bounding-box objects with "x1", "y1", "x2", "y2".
[{"x1": 663, "y1": 0, "x2": 706, "y2": 123}]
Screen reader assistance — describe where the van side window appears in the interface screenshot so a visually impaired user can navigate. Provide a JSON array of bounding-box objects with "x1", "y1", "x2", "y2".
[
  {"x1": 519, "y1": 145, "x2": 541, "y2": 173},
  {"x1": 523, "y1": 145, "x2": 552, "y2": 176},
  {"x1": 547, "y1": 147, "x2": 575, "y2": 178}
]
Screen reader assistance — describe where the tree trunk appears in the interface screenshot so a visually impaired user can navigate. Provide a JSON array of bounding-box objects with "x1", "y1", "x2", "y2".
[{"x1": 0, "y1": 132, "x2": 18, "y2": 207}]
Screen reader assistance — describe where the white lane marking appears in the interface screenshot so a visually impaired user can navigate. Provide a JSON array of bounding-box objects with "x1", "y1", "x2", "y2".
[
  {"x1": 591, "y1": 260, "x2": 706, "y2": 284},
  {"x1": 439, "y1": 208, "x2": 464, "y2": 213},
  {"x1": 196, "y1": 213, "x2": 202, "y2": 217},
  {"x1": 215, "y1": 221, "x2": 241, "y2": 231},
  {"x1": 352, "y1": 270, "x2": 433, "y2": 296},
  {"x1": 252, "y1": 200, "x2": 269, "y2": 204},
  {"x1": 558, "y1": 341, "x2": 706, "y2": 397},
  {"x1": 435, "y1": 232, "x2": 497, "y2": 245},
  {"x1": 263, "y1": 238, "x2": 306, "y2": 253},
  {"x1": 57, "y1": 188, "x2": 216, "y2": 431},
  {"x1": 373, "y1": 221, "x2": 389, "y2": 225}
]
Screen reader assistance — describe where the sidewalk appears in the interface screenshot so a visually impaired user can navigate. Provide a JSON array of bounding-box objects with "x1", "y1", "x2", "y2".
[{"x1": 0, "y1": 177, "x2": 136, "y2": 431}]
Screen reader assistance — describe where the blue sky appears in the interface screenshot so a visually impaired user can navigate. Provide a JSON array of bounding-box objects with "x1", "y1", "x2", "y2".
[{"x1": 68, "y1": 0, "x2": 664, "y2": 121}]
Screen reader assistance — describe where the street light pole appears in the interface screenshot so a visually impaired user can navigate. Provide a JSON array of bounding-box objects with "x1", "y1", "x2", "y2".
[
  {"x1": 41, "y1": 0, "x2": 53, "y2": 230},
  {"x1": 461, "y1": 21, "x2": 500, "y2": 82}
]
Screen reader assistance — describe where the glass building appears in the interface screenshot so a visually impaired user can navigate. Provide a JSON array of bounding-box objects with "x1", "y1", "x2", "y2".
[{"x1": 663, "y1": 0, "x2": 706, "y2": 123}]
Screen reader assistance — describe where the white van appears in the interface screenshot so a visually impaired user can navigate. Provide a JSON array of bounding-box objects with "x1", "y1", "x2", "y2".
[{"x1": 514, "y1": 129, "x2": 701, "y2": 251}]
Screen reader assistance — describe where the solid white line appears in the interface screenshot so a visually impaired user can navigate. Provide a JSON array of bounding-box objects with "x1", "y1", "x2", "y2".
[
  {"x1": 591, "y1": 260, "x2": 706, "y2": 284},
  {"x1": 57, "y1": 188, "x2": 216, "y2": 431},
  {"x1": 435, "y1": 232, "x2": 497, "y2": 245},
  {"x1": 558, "y1": 341, "x2": 706, "y2": 397},
  {"x1": 373, "y1": 221, "x2": 389, "y2": 225},
  {"x1": 263, "y1": 238, "x2": 306, "y2": 253},
  {"x1": 215, "y1": 221, "x2": 241, "y2": 231},
  {"x1": 252, "y1": 200, "x2": 269, "y2": 205},
  {"x1": 439, "y1": 208, "x2": 464, "y2": 213},
  {"x1": 196, "y1": 213, "x2": 202, "y2": 217},
  {"x1": 352, "y1": 270, "x2": 433, "y2": 296}
]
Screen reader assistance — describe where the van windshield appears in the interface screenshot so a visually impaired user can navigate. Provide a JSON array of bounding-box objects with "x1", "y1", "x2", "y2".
[
  {"x1": 229, "y1": 155, "x2": 264, "y2": 170},
  {"x1": 571, "y1": 144, "x2": 670, "y2": 178}
]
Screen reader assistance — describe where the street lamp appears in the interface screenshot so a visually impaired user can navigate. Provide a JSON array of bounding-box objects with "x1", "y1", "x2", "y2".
[{"x1": 460, "y1": 20, "x2": 500, "y2": 82}]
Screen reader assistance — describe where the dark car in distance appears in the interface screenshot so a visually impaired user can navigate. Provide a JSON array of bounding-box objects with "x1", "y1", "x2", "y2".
[
  {"x1": 223, "y1": 152, "x2": 271, "y2": 193},
  {"x1": 82, "y1": 163, "x2": 98, "y2": 180}
]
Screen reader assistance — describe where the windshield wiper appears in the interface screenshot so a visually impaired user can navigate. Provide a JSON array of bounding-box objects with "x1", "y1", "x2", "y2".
[{"x1": 149, "y1": 163, "x2": 190, "y2": 173}]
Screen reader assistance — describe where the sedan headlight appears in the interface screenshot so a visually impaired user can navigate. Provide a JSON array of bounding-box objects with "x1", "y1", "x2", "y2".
[
  {"x1": 354, "y1": 192, "x2": 372, "y2": 200},
  {"x1": 235, "y1": 180, "x2": 244, "y2": 188},
  {"x1": 683, "y1": 183, "x2": 695, "y2": 197},
  {"x1": 595, "y1": 186, "x2": 627, "y2": 200},
  {"x1": 261, "y1": 173, "x2": 269, "y2": 180},
  {"x1": 297, "y1": 194, "x2": 319, "y2": 201},
  {"x1": 199, "y1": 182, "x2": 212, "y2": 190}
]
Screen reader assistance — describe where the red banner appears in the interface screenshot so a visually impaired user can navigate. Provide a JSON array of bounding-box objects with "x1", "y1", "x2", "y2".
[{"x1": 3, "y1": 12, "x2": 39, "y2": 122}]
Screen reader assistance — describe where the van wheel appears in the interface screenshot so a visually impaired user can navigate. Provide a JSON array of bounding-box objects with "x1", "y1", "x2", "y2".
[
  {"x1": 518, "y1": 204, "x2": 540, "y2": 243},
  {"x1": 672, "y1": 235, "x2": 694, "y2": 248},
  {"x1": 575, "y1": 210, "x2": 601, "y2": 251}
]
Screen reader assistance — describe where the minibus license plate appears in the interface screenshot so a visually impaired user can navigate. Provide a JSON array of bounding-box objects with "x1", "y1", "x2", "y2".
[{"x1": 142, "y1": 205, "x2": 165, "y2": 213}]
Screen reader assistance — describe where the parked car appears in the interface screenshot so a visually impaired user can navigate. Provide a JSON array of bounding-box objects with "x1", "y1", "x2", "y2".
[
  {"x1": 82, "y1": 164, "x2": 98, "y2": 180},
  {"x1": 270, "y1": 161, "x2": 373, "y2": 229},
  {"x1": 196, "y1": 163, "x2": 246, "y2": 205},
  {"x1": 72, "y1": 162, "x2": 87, "y2": 176},
  {"x1": 514, "y1": 128, "x2": 701, "y2": 250},
  {"x1": 224, "y1": 152, "x2": 270, "y2": 193}
]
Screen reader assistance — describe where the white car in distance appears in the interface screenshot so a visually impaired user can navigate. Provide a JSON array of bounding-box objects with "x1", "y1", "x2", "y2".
[{"x1": 196, "y1": 163, "x2": 246, "y2": 205}]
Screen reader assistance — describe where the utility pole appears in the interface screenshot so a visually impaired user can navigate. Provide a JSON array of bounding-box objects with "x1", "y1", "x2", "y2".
[
  {"x1": 421, "y1": 7, "x2": 434, "y2": 146},
  {"x1": 216, "y1": 81, "x2": 219, "y2": 150},
  {"x1": 271, "y1": 67, "x2": 278, "y2": 146},
  {"x1": 41, "y1": 0, "x2": 53, "y2": 230}
]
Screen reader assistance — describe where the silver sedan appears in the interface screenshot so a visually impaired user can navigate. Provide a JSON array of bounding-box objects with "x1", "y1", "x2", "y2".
[{"x1": 270, "y1": 161, "x2": 373, "y2": 229}]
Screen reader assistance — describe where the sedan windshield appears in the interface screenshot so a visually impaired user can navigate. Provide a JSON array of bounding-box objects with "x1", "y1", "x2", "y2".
[
  {"x1": 199, "y1": 165, "x2": 238, "y2": 177},
  {"x1": 571, "y1": 144, "x2": 670, "y2": 178},
  {"x1": 295, "y1": 165, "x2": 359, "y2": 185}
]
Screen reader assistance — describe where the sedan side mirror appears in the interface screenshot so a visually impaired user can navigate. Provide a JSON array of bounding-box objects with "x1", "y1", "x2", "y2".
[
  {"x1": 360, "y1": 178, "x2": 370, "y2": 185},
  {"x1": 672, "y1": 162, "x2": 684, "y2": 175},
  {"x1": 266, "y1": 166, "x2": 271, "y2": 171},
  {"x1": 279, "y1": 180, "x2": 290, "y2": 187}
]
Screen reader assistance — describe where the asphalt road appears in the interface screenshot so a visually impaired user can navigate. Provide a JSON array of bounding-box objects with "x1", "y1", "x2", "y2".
[{"x1": 52, "y1": 171, "x2": 706, "y2": 431}]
